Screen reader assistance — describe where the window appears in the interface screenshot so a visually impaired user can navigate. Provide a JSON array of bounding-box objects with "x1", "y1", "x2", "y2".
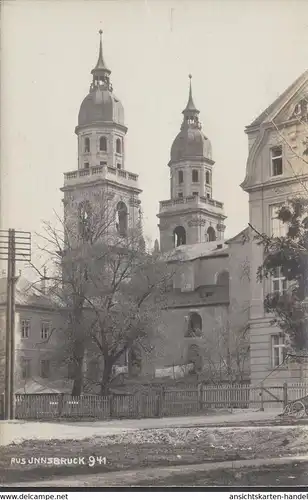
[
  {"x1": 116, "y1": 138, "x2": 122, "y2": 154},
  {"x1": 271, "y1": 146, "x2": 283, "y2": 176},
  {"x1": 21, "y1": 319, "x2": 30, "y2": 339},
  {"x1": 21, "y1": 358, "x2": 31, "y2": 379},
  {"x1": 272, "y1": 267, "x2": 287, "y2": 295},
  {"x1": 178, "y1": 170, "x2": 184, "y2": 184},
  {"x1": 99, "y1": 136, "x2": 107, "y2": 152},
  {"x1": 40, "y1": 359, "x2": 50, "y2": 379},
  {"x1": 186, "y1": 313, "x2": 202, "y2": 337},
  {"x1": 100, "y1": 161, "x2": 107, "y2": 166},
  {"x1": 207, "y1": 226, "x2": 216, "y2": 242},
  {"x1": 270, "y1": 205, "x2": 287, "y2": 237},
  {"x1": 84, "y1": 162, "x2": 89, "y2": 169},
  {"x1": 271, "y1": 335, "x2": 286, "y2": 368},
  {"x1": 192, "y1": 192, "x2": 199, "y2": 196},
  {"x1": 173, "y1": 226, "x2": 186, "y2": 247},
  {"x1": 207, "y1": 193, "x2": 210, "y2": 199},
  {"x1": 78, "y1": 201, "x2": 92, "y2": 242},
  {"x1": 178, "y1": 192, "x2": 183, "y2": 198},
  {"x1": 192, "y1": 169, "x2": 199, "y2": 182},
  {"x1": 41, "y1": 321, "x2": 51, "y2": 340},
  {"x1": 84, "y1": 137, "x2": 90, "y2": 153},
  {"x1": 116, "y1": 201, "x2": 128, "y2": 237},
  {"x1": 206, "y1": 171, "x2": 210, "y2": 185},
  {"x1": 117, "y1": 163, "x2": 121, "y2": 169},
  {"x1": 216, "y1": 270, "x2": 229, "y2": 286}
]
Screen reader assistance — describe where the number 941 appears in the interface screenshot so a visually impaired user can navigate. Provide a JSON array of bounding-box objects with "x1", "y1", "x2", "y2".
[{"x1": 88, "y1": 456, "x2": 107, "y2": 466}]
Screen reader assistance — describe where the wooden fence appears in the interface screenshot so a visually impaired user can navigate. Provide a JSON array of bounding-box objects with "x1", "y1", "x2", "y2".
[{"x1": 1, "y1": 382, "x2": 307, "y2": 420}]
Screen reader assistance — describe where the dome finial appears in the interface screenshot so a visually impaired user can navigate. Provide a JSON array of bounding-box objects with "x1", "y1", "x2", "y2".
[
  {"x1": 91, "y1": 29, "x2": 111, "y2": 76},
  {"x1": 182, "y1": 74, "x2": 199, "y2": 115},
  {"x1": 90, "y1": 29, "x2": 112, "y2": 91}
]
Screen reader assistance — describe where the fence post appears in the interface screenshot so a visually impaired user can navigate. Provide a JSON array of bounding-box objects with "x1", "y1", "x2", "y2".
[
  {"x1": 283, "y1": 382, "x2": 288, "y2": 408},
  {"x1": 260, "y1": 383, "x2": 264, "y2": 411},
  {"x1": 197, "y1": 382, "x2": 203, "y2": 411},
  {"x1": 0, "y1": 393, "x2": 4, "y2": 419},
  {"x1": 109, "y1": 393, "x2": 114, "y2": 418},
  {"x1": 156, "y1": 387, "x2": 164, "y2": 418},
  {"x1": 58, "y1": 393, "x2": 64, "y2": 417}
]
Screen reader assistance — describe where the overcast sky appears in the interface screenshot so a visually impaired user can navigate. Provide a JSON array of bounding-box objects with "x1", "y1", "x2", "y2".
[{"x1": 2, "y1": 0, "x2": 308, "y2": 273}]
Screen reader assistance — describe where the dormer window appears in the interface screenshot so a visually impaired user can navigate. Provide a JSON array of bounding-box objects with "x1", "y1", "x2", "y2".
[
  {"x1": 178, "y1": 170, "x2": 184, "y2": 184},
  {"x1": 192, "y1": 169, "x2": 199, "y2": 183},
  {"x1": 100, "y1": 136, "x2": 107, "y2": 152},
  {"x1": 116, "y1": 138, "x2": 122, "y2": 154},
  {"x1": 84, "y1": 137, "x2": 90, "y2": 153},
  {"x1": 271, "y1": 146, "x2": 283, "y2": 177}
]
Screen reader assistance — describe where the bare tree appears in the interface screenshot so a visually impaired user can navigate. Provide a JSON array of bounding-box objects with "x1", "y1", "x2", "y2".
[{"x1": 32, "y1": 194, "x2": 174, "y2": 395}]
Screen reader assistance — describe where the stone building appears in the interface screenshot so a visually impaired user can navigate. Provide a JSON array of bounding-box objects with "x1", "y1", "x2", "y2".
[
  {"x1": 0, "y1": 275, "x2": 66, "y2": 393},
  {"x1": 154, "y1": 79, "x2": 251, "y2": 383},
  {"x1": 241, "y1": 70, "x2": 308, "y2": 384},
  {"x1": 157, "y1": 75, "x2": 226, "y2": 252},
  {"x1": 61, "y1": 30, "x2": 142, "y2": 246}
]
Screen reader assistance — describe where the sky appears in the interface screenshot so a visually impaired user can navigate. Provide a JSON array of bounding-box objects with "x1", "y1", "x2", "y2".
[{"x1": 1, "y1": 0, "x2": 308, "y2": 274}]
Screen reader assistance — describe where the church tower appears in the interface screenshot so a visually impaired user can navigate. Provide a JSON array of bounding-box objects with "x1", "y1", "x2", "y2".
[
  {"x1": 157, "y1": 76, "x2": 226, "y2": 253},
  {"x1": 61, "y1": 31, "x2": 142, "y2": 243}
]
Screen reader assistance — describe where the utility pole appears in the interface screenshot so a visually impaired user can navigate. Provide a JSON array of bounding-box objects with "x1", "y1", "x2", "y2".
[{"x1": 0, "y1": 229, "x2": 31, "y2": 420}]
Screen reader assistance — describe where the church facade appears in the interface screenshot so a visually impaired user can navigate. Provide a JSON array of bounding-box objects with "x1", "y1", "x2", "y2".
[
  {"x1": 155, "y1": 79, "x2": 250, "y2": 382},
  {"x1": 59, "y1": 34, "x2": 308, "y2": 385},
  {"x1": 8, "y1": 33, "x2": 308, "y2": 390}
]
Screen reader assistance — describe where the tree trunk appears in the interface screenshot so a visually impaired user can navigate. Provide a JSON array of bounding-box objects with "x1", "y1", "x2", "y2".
[
  {"x1": 100, "y1": 358, "x2": 113, "y2": 396},
  {"x1": 71, "y1": 332, "x2": 85, "y2": 397}
]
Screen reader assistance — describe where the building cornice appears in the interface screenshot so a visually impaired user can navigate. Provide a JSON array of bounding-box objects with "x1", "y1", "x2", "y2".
[
  {"x1": 61, "y1": 178, "x2": 142, "y2": 195},
  {"x1": 242, "y1": 173, "x2": 308, "y2": 194},
  {"x1": 168, "y1": 156, "x2": 215, "y2": 168},
  {"x1": 75, "y1": 122, "x2": 128, "y2": 135}
]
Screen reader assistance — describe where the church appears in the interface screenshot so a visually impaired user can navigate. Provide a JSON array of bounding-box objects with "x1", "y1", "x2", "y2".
[{"x1": 6, "y1": 32, "x2": 308, "y2": 391}]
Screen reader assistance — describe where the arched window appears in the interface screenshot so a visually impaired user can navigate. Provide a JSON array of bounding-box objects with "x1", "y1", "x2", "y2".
[
  {"x1": 187, "y1": 344, "x2": 202, "y2": 373},
  {"x1": 173, "y1": 226, "x2": 186, "y2": 247},
  {"x1": 116, "y1": 201, "x2": 128, "y2": 237},
  {"x1": 206, "y1": 171, "x2": 210, "y2": 184},
  {"x1": 100, "y1": 136, "x2": 107, "y2": 152},
  {"x1": 84, "y1": 137, "x2": 90, "y2": 153},
  {"x1": 178, "y1": 170, "x2": 184, "y2": 184},
  {"x1": 116, "y1": 138, "x2": 122, "y2": 154},
  {"x1": 216, "y1": 270, "x2": 230, "y2": 287},
  {"x1": 207, "y1": 226, "x2": 216, "y2": 242},
  {"x1": 186, "y1": 312, "x2": 202, "y2": 337},
  {"x1": 78, "y1": 201, "x2": 92, "y2": 242},
  {"x1": 192, "y1": 169, "x2": 199, "y2": 183}
]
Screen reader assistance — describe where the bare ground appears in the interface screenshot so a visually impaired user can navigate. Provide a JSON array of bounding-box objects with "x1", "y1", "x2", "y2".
[
  {"x1": 1, "y1": 425, "x2": 308, "y2": 484},
  {"x1": 135, "y1": 462, "x2": 308, "y2": 487}
]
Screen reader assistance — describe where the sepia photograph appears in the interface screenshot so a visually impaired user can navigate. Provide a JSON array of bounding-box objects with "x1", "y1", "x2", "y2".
[{"x1": 1, "y1": 0, "x2": 308, "y2": 492}]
